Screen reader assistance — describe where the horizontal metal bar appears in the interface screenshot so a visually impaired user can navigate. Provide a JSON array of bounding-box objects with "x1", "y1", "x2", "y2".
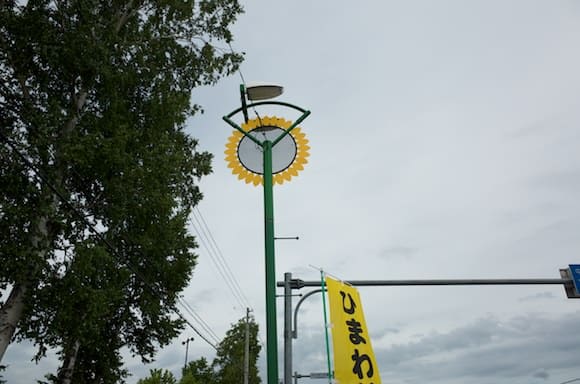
[
  {"x1": 225, "y1": 101, "x2": 309, "y2": 119},
  {"x1": 277, "y1": 278, "x2": 571, "y2": 289},
  {"x1": 222, "y1": 115, "x2": 263, "y2": 146},
  {"x1": 271, "y1": 110, "x2": 311, "y2": 147}
]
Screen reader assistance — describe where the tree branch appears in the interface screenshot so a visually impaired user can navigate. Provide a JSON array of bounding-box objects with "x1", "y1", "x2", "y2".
[{"x1": 114, "y1": 0, "x2": 138, "y2": 34}]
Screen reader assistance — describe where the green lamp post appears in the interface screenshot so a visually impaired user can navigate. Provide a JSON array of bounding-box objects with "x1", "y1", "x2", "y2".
[{"x1": 223, "y1": 84, "x2": 311, "y2": 384}]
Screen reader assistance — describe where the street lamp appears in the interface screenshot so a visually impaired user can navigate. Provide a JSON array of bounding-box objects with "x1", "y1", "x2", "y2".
[
  {"x1": 182, "y1": 336, "x2": 194, "y2": 371},
  {"x1": 245, "y1": 82, "x2": 284, "y2": 101},
  {"x1": 223, "y1": 84, "x2": 311, "y2": 384}
]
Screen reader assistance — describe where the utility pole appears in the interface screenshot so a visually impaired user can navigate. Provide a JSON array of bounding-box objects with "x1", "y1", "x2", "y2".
[{"x1": 244, "y1": 307, "x2": 250, "y2": 384}]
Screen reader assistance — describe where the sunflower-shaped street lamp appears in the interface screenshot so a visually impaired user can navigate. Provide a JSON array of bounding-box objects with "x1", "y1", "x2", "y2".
[
  {"x1": 225, "y1": 115, "x2": 310, "y2": 186},
  {"x1": 223, "y1": 84, "x2": 311, "y2": 384}
]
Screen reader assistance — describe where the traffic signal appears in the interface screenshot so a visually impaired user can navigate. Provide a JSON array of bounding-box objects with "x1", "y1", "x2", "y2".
[{"x1": 560, "y1": 265, "x2": 580, "y2": 299}]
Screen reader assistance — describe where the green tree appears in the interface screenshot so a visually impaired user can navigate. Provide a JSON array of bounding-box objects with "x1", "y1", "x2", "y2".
[
  {"x1": 0, "y1": 0, "x2": 243, "y2": 381},
  {"x1": 136, "y1": 316, "x2": 261, "y2": 384},
  {"x1": 213, "y1": 315, "x2": 261, "y2": 384},
  {"x1": 178, "y1": 373, "x2": 198, "y2": 384},
  {"x1": 137, "y1": 369, "x2": 177, "y2": 384},
  {"x1": 182, "y1": 357, "x2": 216, "y2": 384}
]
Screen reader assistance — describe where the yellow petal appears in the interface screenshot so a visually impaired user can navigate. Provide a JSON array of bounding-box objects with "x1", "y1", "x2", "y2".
[{"x1": 252, "y1": 174, "x2": 262, "y2": 186}]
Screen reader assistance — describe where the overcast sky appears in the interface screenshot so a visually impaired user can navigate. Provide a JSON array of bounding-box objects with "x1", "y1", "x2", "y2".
[{"x1": 4, "y1": 1, "x2": 580, "y2": 383}]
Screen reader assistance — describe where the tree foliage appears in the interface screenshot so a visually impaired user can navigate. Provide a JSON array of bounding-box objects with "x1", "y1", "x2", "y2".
[
  {"x1": 213, "y1": 315, "x2": 261, "y2": 384},
  {"x1": 0, "y1": 0, "x2": 243, "y2": 381},
  {"x1": 138, "y1": 315, "x2": 261, "y2": 384},
  {"x1": 136, "y1": 369, "x2": 177, "y2": 384},
  {"x1": 182, "y1": 357, "x2": 216, "y2": 384}
]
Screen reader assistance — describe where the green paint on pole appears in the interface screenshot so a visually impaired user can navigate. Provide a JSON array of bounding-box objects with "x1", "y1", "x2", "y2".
[
  {"x1": 263, "y1": 140, "x2": 278, "y2": 384},
  {"x1": 320, "y1": 270, "x2": 333, "y2": 383}
]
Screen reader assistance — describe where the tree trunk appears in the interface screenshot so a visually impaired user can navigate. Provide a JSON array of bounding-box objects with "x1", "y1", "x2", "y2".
[
  {"x1": 0, "y1": 212, "x2": 50, "y2": 362},
  {"x1": 0, "y1": 0, "x2": 131, "y2": 367},
  {"x1": 0, "y1": 79, "x2": 87, "y2": 361},
  {"x1": 57, "y1": 340, "x2": 81, "y2": 384},
  {"x1": 0, "y1": 283, "x2": 28, "y2": 362}
]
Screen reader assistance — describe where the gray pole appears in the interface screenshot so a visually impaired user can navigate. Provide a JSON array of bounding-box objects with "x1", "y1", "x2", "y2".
[
  {"x1": 284, "y1": 272, "x2": 293, "y2": 384},
  {"x1": 278, "y1": 278, "x2": 570, "y2": 289},
  {"x1": 182, "y1": 337, "x2": 194, "y2": 372},
  {"x1": 293, "y1": 289, "x2": 323, "y2": 340},
  {"x1": 280, "y1": 274, "x2": 574, "y2": 382},
  {"x1": 244, "y1": 307, "x2": 250, "y2": 384},
  {"x1": 184, "y1": 342, "x2": 188, "y2": 371}
]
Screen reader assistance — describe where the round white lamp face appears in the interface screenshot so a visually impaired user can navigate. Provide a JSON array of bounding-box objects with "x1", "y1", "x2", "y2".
[
  {"x1": 225, "y1": 116, "x2": 310, "y2": 186},
  {"x1": 237, "y1": 126, "x2": 297, "y2": 175}
]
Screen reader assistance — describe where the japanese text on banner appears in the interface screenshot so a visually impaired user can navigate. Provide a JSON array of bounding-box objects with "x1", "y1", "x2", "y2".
[{"x1": 326, "y1": 277, "x2": 381, "y2": 384}]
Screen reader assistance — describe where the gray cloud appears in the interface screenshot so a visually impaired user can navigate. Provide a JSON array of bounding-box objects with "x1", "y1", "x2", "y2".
[
  {"x1": 1, "y1": 341, "x2": 59, "y2": 383},
  {"x1": 374, "y1": 311, "x2": 580, "y2": 384},
  {"x1": 378, "y1": 246, "x2": 419, "y2": 261},
  {"x1": 291, "y1": 312, "x2": 580, "y2": 384},
  {"x1": 518, "y1": 291, "x2": 556, "y2": 302},
  {"x1": 532, "y1": 370, "x2": 550, "y2": 380},
  {"x1": 291, "y1": 327, "x2": 332, "y2": 375},
  {"x1": 528, "y1": 169, "x2": 580, "y2": 192}
]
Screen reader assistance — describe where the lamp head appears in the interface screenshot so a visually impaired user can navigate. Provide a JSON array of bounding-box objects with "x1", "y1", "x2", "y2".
[{"x1": 245, "y1": 82, "x2": 284, "y2": 101}]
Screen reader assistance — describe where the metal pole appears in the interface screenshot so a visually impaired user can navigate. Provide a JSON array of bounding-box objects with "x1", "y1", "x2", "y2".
[
  {"x1": 182, "y1": 337, "x2": 194, "y2": 372},
  {"x1": 184, "y1": 341, "x2": 188, "y2": 371},
  {"x1": 281, "y1": 275, "x2": 573, "y2": 384},
  {"x1": 319, "y1": 273, "x2": 332, "y2": 384},
  {"x1": 278, "y1": 278, "x2": 570, "y2": 289},
  {"x1": 286, "y1": 278, "x2": 576, "y2": 339},
  {"x1": 263, "y1": 140, "x2": 278, "y2": 384},
  {"x1": 244, "y1": 307, "x2": 250, "y2": 384},
  {"x1": 293, "y1": 289, "x2": 323, "y2": 339},
  {"x1": 284, "y1": 273, "x2": 293, "y2": 384}
]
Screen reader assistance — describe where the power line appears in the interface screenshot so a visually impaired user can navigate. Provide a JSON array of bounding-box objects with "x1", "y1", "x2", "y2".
[
  {"x1": 194, "y1": 207, "x2": 251, "y2": 307},
  {"x1": 178, "y1": 299, "x2": 220, "y2": 345},
  {"x1": 189, "y1": 210, "x2": 251, "y2": 310},
  {"x1": 178, "y1": 309, "x2": 218, "y2": 350},
  {"x1": 227, "y1": 41, "x2": 246, "y2": 86},
  {"x1": 188, "y1": 216, "x2": 241, "y2": 311}
]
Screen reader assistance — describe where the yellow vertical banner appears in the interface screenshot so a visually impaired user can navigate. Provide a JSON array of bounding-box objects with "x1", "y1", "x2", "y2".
[{"x1": 326, "y1": 277, "x2": 381, "y2": 384}]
